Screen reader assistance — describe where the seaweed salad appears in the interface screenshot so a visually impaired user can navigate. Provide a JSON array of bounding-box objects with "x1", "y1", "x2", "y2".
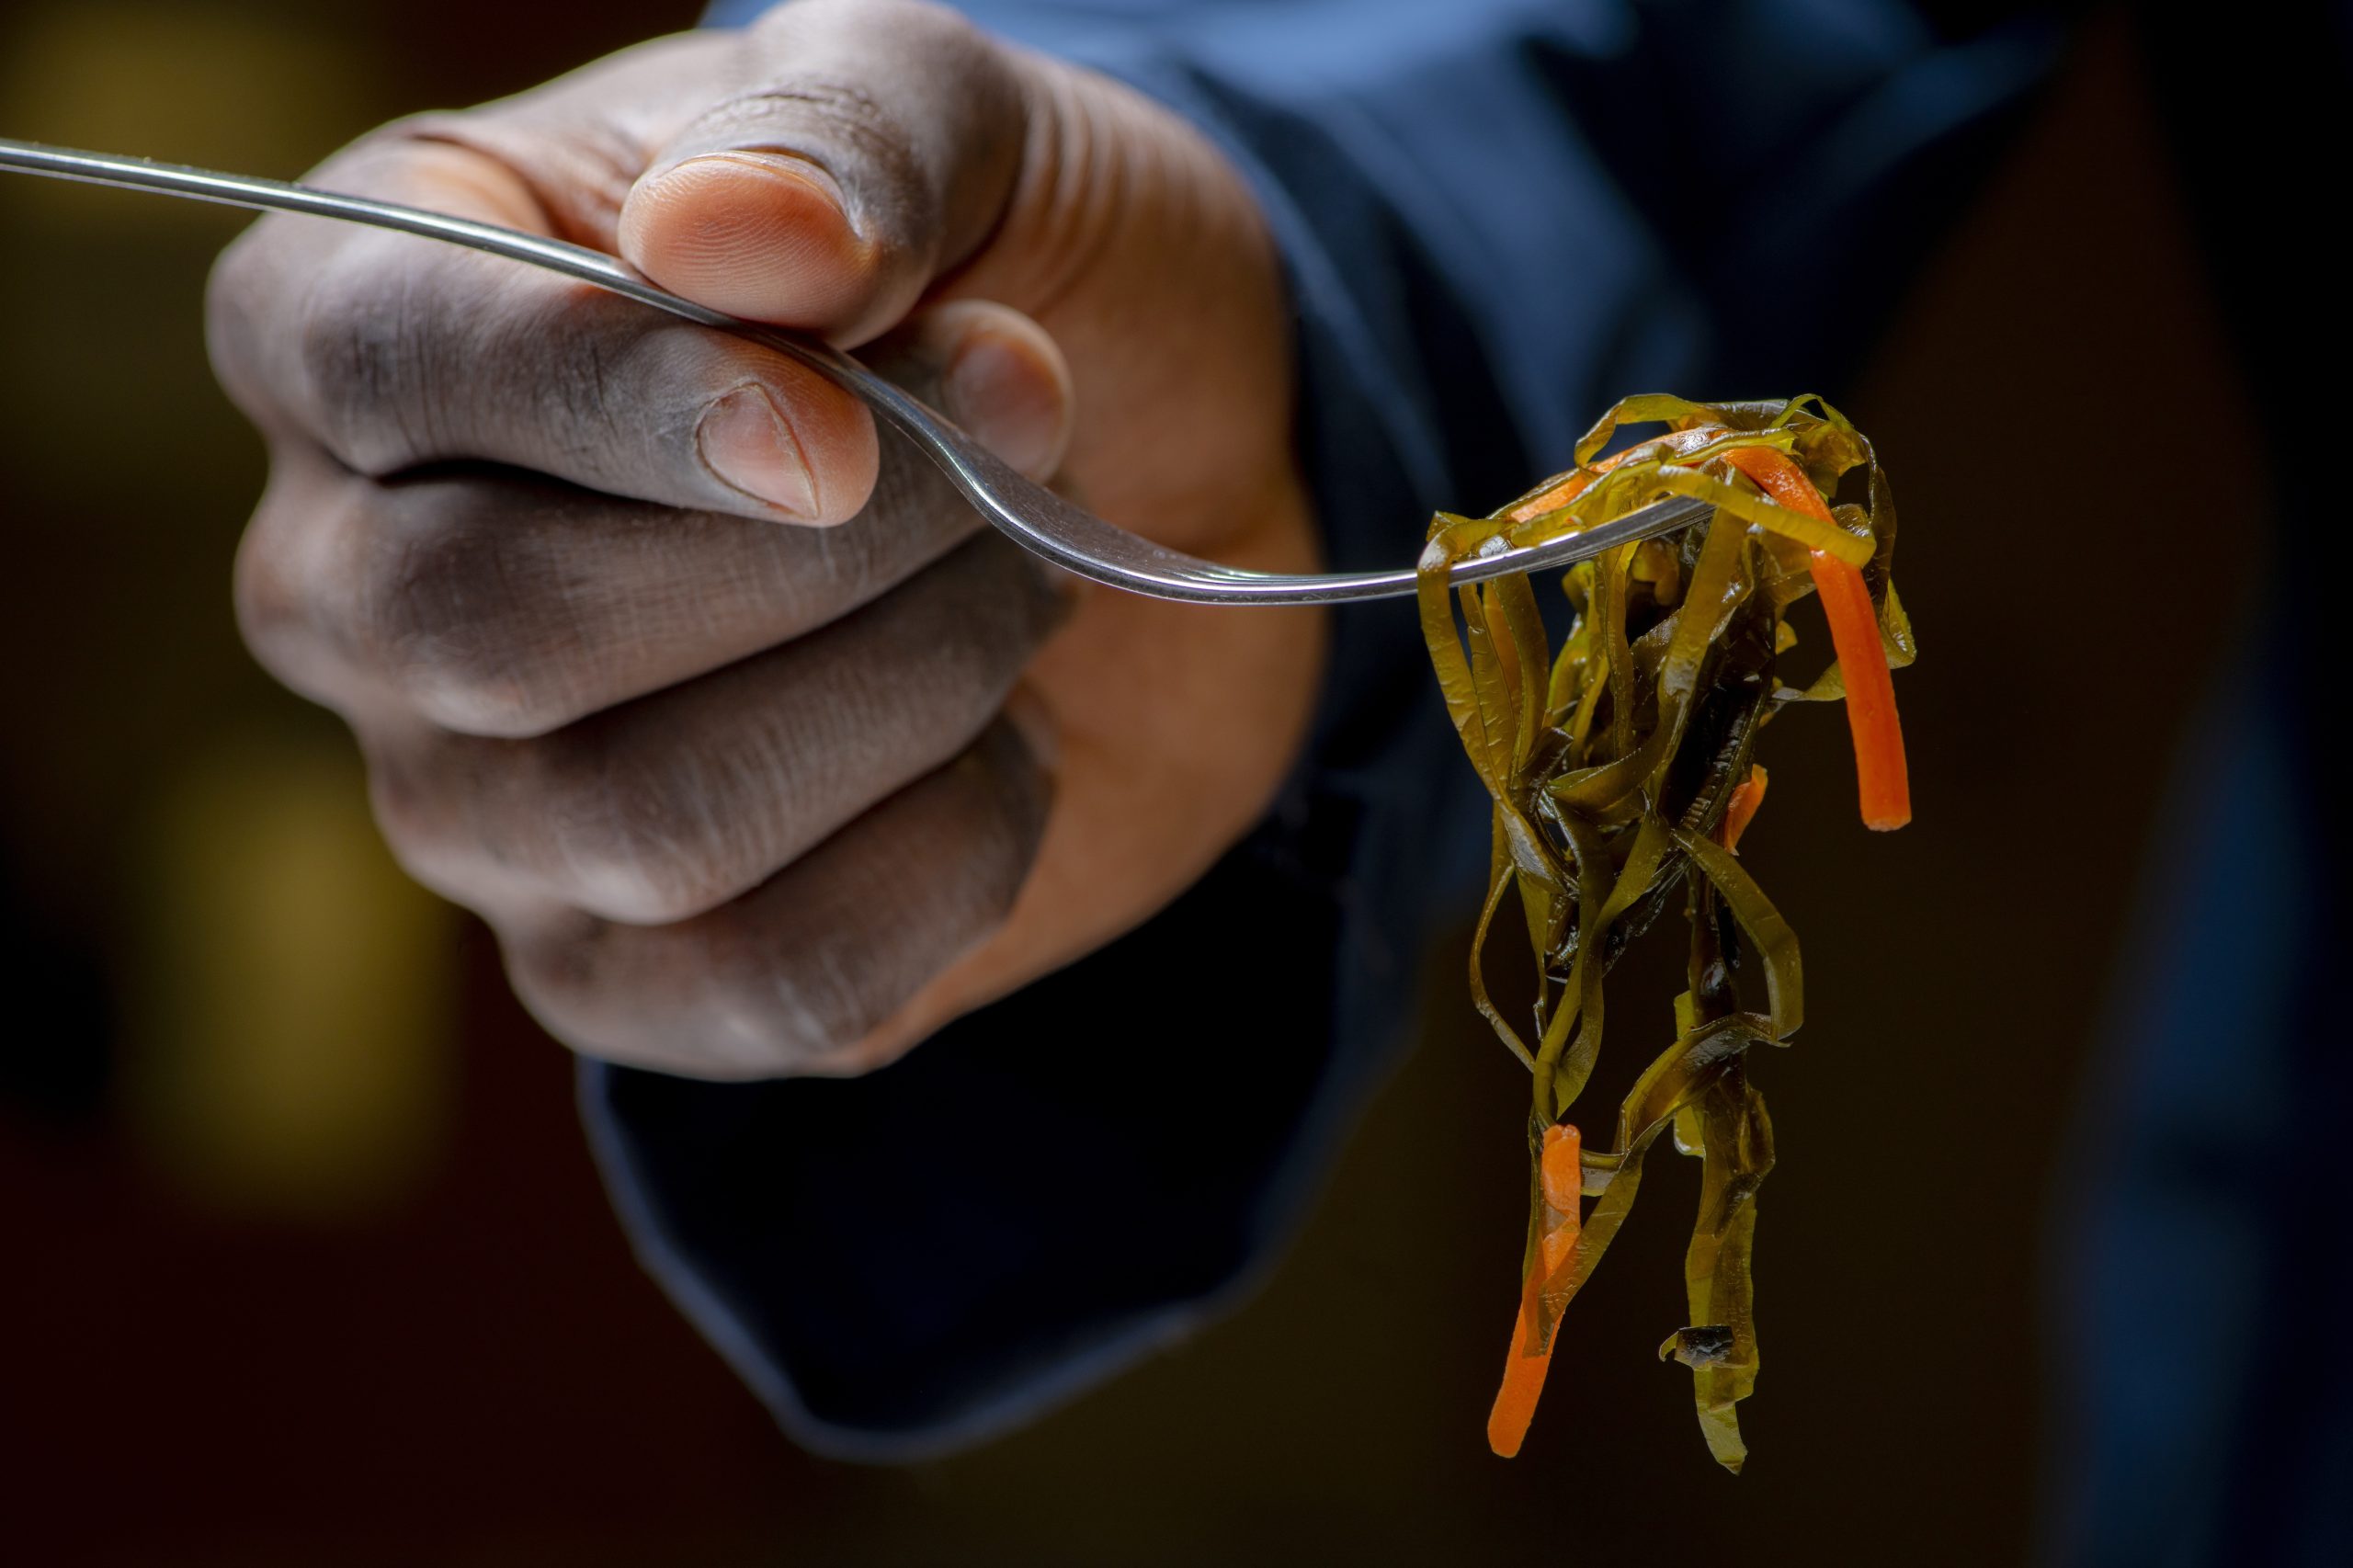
[{"x1": 1417, "y1": 394, "x2": 1913, "y2": 1471}]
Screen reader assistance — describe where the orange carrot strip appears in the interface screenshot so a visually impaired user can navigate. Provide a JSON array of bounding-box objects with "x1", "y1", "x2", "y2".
[
  {"x1": 1716, "y1": 447, "x2": 1911, "y2": 831},
  {"x1": 1506, "y1": 469, "x2": 1597, "y2": 524},
  {"x1": 1501, "y1": 430, "x2": 1696, "y2": 521},
  {"x1": 1488, "y1": 1123, "x2": 1582, "y2": 1458},
  {"x1": 1539, "y1": 1121, "x2": 1583, "y2": 1214},
  {"x1": 1716, "y1": 765, "x2": 1768, "y2": 851},
  {"x1": 1809, "y1": 551, "x2": 1911, "y2": 829}
]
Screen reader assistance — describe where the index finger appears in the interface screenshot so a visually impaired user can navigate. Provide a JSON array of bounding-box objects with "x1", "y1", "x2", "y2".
[{"x1": 207, "y1": 134, "x2": 881, "y2": 524}]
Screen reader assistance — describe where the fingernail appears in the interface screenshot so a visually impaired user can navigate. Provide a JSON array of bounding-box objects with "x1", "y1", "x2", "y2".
[
  {"x1": 1001, "y1": 684, "x2": 1060, "y2": 774},
  {"x1": 943, "y1": 326, "x2": 1069, "y2": 479},
  {"x1": 698, "y1": 383, "x2": 819, "y2": 518}
]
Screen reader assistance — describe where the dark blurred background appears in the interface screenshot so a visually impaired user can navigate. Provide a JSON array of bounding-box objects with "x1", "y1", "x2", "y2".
[{"x1": 0, "y1": 3, "x2": 2253, "y2": 1562}]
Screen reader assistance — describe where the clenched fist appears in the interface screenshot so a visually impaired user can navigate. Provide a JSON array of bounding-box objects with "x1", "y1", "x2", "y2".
[{"x1": 207, "y1": 0, "x2": 1324, "y2": 1080}]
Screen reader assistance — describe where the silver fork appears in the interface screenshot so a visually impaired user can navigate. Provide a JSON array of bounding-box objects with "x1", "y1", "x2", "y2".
[{"x1": 0, "y1": 139, "x2": 1709, "y2": 607}]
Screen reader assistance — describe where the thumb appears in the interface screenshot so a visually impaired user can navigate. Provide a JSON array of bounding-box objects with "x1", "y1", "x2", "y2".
[{"x1": 618, "y1": 0, "x2": 1029, "y2": 345}]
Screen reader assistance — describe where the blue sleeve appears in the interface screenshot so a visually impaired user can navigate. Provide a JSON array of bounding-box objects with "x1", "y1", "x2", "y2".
[{"x1": 584, "y1": 0, "x2": 2063, "y2": 1459}]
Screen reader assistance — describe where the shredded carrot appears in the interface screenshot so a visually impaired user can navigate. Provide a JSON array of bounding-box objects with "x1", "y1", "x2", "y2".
[
  {"x1": 1506, "y1": 469, "x2": 1597, "y2": 524},
  {"x1": 1716, "y1": 447, "x2": 1911, "y2": 831},
  {"x1": 1502, "y1": 431, "x2": 1692, "y2": 522},
  {"x1": 1716, "y1": 765, "x2": 1768, "y2": 851},
  {"x1": 1488, "y1": 1122, "x2": 1582, "y2": 1458}
]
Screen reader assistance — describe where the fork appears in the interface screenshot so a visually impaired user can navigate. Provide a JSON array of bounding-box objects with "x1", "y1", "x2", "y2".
[{"x1": 0, "y1": 139, "x2": 1710, "y2": 607}]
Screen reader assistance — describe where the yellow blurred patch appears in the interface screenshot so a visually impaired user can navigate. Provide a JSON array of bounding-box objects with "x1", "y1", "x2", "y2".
[
  {"x1": 130, "y1": 733, "x2": 456, "y2": 1221},
  {"x1": 0, "y1": 2, "x2": 379, "y2": 226}
]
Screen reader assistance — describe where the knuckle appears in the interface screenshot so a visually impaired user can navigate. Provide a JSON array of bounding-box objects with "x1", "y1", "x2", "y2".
[
  {"x1": 499, "y1": 915, "x2": 620, "y2": 1052},
  {"x1": 203, "y1": 231, "x2": 282, "y2": 415},
  {"x1": 232, "y1": 467, "x2": 380, "y2": 707},
  {"x1": 503, "y1": 915, "x2": 865, "y2": 1082},
  {"x1": 528, "y1": 734, "x2": 742, "y2": 925},
  {"x1": 209, "y1": 129, "x2": 520, "y2": 446},
  {"x1": 294, "y1": 263, "x2": 444, "y2": 475},
  {"x1": 343, "y1": 504, "x2": 581, "y2": 738},
  {"x1": 230, "y1": 494, "x2": 313, "y2": 687},
  {"x1": 356, "y1": 733, "x2": 502, "y2": 912},
  {"x1": 204, "y1": 226, "x2": 267, "y2": 327},
  {"x1": 361, "y1": 746, "x2": 451, "y2": 881},
  {"x1": 415, "y1": 676, "x2": 574, "y2": 744},
  {"x1": 706, "y1": 929, "x2": 881, "y2": 1069}
]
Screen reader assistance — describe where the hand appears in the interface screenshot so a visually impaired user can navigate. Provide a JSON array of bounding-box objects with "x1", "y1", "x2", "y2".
[{"x1": 207, "y1": 0, "x2": 1325, "y2": 1079}]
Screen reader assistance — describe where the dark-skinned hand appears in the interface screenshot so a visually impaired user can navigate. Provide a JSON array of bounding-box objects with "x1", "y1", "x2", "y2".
[{"x1": 207, "y1": 0, "x2": 1324, "y2": 1079}]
